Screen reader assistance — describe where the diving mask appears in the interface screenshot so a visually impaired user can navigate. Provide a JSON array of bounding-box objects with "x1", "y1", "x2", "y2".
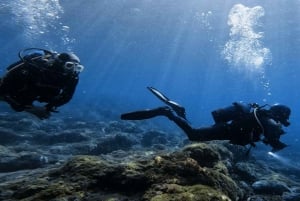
[{"x1": 63, "y1": 61, "x2": 84, "y2": 73}]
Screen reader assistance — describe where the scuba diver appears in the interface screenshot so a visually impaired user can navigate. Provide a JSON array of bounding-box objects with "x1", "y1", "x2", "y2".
[
  {"x1": 0, "y1": 48, "x2": 84, "y2": 119},
  {"x1": 121, "y1": 87, "x2": 291, "y2": 152}
]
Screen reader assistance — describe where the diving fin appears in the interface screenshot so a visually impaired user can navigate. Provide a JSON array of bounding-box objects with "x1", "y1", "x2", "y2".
[
  {"x1": 147, "y1": 86, "x2": 186, "y2": 120},
  {"x1": 121, "y1": 110, "x2": 157, "y2": 120},
  {"x1": 121, "y1": 107, "x2": 173, "y2": 120}
]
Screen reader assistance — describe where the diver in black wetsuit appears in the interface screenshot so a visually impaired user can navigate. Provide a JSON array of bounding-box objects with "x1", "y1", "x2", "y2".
[
  {"x1": 121, "y1": 87, "x2": 291, "y2": 152},
  {"x1": 0, "y1": 48, "x2": 84, "y2": 119}
]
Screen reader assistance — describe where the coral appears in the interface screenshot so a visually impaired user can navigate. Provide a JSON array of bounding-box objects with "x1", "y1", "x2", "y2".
[
  {"x1": 144, "y1": 184, "x2": 231, "y2": 201},
  {"x1": 0, "y1": 143, "x2": 243, "y2": 200},
  {"x1": 141, "y1": 130, "x2": 168, "y2": 147},
  {"x1": 182, "y1": 143, "x2": 221, "y2": 167},
  {"x1": 0, "y1": 113, "x2": 299, "y2": 201},
  {"x1": 252, "y1": 180, "x2": 290, "y2": 195},
  {"x1": 234, "y1": 162, "x2": 264, "y2": 182},
  {"x1": 89, "y1": 134, "x2": 136, "y2": 154}
]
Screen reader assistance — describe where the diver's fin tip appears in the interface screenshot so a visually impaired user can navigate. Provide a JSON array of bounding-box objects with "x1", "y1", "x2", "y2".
[{"x1": 146, "y1": 86, "x2": 187, "y2": 120}]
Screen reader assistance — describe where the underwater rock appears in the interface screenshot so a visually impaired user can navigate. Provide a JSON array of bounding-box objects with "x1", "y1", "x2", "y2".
[
  {"x1": 152, "y1": 143, "x2": 167, "y2": 150},
  {"x1": 182, "y1": 143, "x2": 221, "y2": 168},
  {"x1": 31, "y1": 131, "x2": 89, "y2": 145},
  {"x1": 0, "y1": 143, "x2": 243, "y2": 201},
  {"x1": 104, "y1": 121, "x2": 137, "y2": 133},
  {"x1": 0, "y1": 152, "x2": 50, "y2": 172},
  {"x1": 283, "y1": 186, "x2": 300, "y2": 201},
  {"x1": 89, "y1": 134, "x2": 136, "y2": 154},
  {"x1": 283, "y1": 191, "x2": 300, "y2": 201},
  {"x1": 246, "y1": 195, "x2": 283, "y2": 201},
  {"x1": 222, "y1": 143, "x2": 251, "y2": 161},
  {"x1": 121, "y1": 121, "x2": 144, "y2": 134},
  {"x1": 141, "y1": 130, "x2": 168, "y2": 147},
  {"x1": 0, "y1": 128, "x2": 27, "y2": 145},
  {"x1": 0, "y1": 112, "x2": 299, "y2": 200},
  {"x1": 143, "y1": 183, "x2": 231, "y2": 201},
  {"x1": 234, "y1": 162, "x2": 267, "y2": 182},
  {"x1": 209, "y1": 141, "x2": 234, "y2": 161},
  {"x1": 252, "y1": 180, "x2": 290, "y2": 195},
  {"x1": 16, "y1": 117, "x2": 43, "y2": 129}
]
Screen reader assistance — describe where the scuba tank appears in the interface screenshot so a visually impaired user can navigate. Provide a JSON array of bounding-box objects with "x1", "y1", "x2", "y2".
[
  {"x1": 7, "y1": 48, "x2": 57, "y2": 71},
  {"x1": 211, "y1": 102, "x2": 254, "y2": 123},
  {"x1": 18, "y1": 48, "x2": 55, "y2": 62}
]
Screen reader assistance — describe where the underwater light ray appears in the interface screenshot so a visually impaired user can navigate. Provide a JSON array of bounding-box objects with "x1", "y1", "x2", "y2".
[{"x1": 268, "y1": 152, "x2": 300, "y2": 170}]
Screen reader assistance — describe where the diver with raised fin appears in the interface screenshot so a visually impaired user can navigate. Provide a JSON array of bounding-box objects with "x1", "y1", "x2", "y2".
[{"x1": 121, "y1": 87, "x2": 291, "y2": 152}]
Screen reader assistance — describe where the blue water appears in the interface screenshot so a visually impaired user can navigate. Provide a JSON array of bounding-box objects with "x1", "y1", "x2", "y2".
[{"x1": 0, "y1": 1, "x2": 299, "y2": 157}]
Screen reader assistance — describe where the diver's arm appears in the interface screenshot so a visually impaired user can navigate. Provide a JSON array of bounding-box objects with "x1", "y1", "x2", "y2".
[
  {"x1": 263, "y1": 133, "x2": 287, "y2": 152},
  {"x1": 0, "y1": 95, "x2": 26, "y2": 111},
  {"x1": 0, "y1": 95, "x2": 50, "y2": 119},
  {"x1": 268, "y1": 139, "x2": 287, "y2": 152},
  {"x1": 24, "y1": 105, "x2": 51, "y2": 119},
  {"x1": 261, "y1": 117, "x2": 287, "y2": 152},
  {"x1": 45, "y1": 77, "x2": 78, "y2": 111}
]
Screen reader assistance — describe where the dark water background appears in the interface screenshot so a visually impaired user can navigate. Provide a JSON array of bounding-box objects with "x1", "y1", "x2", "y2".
[{"x1": 0, "y1": 0, "x2": 299, "y2": 166}]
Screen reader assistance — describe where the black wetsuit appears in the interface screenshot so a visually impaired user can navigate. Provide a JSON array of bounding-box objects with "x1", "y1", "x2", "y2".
[
  {"x1": 121, "y1": 102, "x2": 288, "y2": 152},
  {"x1": 0, "y1": 56, "x2": 78, "y2": 112},
  {"x1": 171, "y1": 104, "x2": 287, "y2": 151}
]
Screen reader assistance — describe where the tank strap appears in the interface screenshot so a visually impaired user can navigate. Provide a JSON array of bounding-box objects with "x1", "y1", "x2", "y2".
[
  {"x1": 6, "y1": 62, "x2": 25, "y2": 72},
  {"x1": 253, "y1": 108, "x2": 265, "y2": 134}
]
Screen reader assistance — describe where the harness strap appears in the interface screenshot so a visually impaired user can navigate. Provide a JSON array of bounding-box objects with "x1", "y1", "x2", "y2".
[
  {"x1": 246, "y1": 106, "x2": 266, "y2": 155},
  {"x1": 254, "y1": 107, "x2": 265, "y2": 134}
]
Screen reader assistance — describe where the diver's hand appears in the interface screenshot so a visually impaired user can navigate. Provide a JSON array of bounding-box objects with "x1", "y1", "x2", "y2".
[
  {"x1": 24, "y1": 106, "x2": 51, "y2": 120},
  {"x1": 270, "y1": 141, "x2": 288, "y2": 153}
]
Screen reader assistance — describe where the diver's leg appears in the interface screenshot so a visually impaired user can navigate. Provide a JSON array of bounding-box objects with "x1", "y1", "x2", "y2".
[
  {"x1": 168, "y1": 115, "x2": 229, "y2": 141},
  {"x1": 121, "y1": 107, "x2": 229, "y2": 142}
]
